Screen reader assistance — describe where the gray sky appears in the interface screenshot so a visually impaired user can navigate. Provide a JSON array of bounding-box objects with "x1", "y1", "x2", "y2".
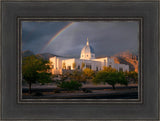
[{"x1": 22, "y1": 21, "x2": 139, "y2": 57}]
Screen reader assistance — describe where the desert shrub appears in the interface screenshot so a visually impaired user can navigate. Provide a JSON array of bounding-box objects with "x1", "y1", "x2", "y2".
[{"x1": 58, "y1": 80, "x2": 82, "y2": 91}]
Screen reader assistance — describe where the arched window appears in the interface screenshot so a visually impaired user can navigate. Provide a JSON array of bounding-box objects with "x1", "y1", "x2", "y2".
[
  {"x1": 119, "y1": 68, "x2": 123, "y2": 72},
  {"x1": 96, "y1": 67, "x2": 98, "y2": 71},
  {"x1": 78, "y1": 65, "x2": 80, "y2": 69}
]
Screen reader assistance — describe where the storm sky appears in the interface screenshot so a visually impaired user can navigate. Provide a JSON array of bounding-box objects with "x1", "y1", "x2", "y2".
[{"x1": 22, "y1": 21, "x2": 139, "y2": 57}]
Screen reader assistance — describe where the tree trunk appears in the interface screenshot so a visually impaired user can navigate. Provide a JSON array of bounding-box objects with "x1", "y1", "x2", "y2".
[
  {"x1": 112, "y1": 85, "x2": 115, "y2": 90},
  {"x1": 29, "y1": 81, "x2": 32, "y2": 94}
]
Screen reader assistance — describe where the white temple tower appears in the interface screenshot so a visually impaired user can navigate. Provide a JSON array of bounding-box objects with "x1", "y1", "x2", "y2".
[{"x1": 80, "y1": 38, "x2": 95, "y2": 60}]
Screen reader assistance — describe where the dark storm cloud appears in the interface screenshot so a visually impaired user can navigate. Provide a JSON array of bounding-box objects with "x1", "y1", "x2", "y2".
[
  {"x1": 22, "y1": 21, "x2": 139, "y2": 57},
  {"x1": 22, "y1": 22, "x2": 70, "y2": 53}
]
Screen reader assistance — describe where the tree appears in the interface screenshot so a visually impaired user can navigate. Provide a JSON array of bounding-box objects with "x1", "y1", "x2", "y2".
[
  {"x1": 70, "y1": 70, "x2": 80, "y2": 81},
  {"x1": 117, "y1": 72, "x2": 128, "y2": 86},
  {"x1": 67, "y1": 68, "x2": 95, "y2": 84},
  {"x1": 81, "y1": 62, "x2": 85, "y2": 70},
  {"x1": 72, "y1": 62, "x2": 76, "y2": 69},
  {"x1": 107, "y1": 72, "x2": 128, "y2": 89},
  {"x1": 62, "y1": 62, "x2": 66, "y2": 69},
  {"x1": 22, "y1": 55, "x2": 52, "y2": 94},
  {"x1": 126, "y1": 71, "x2": 138, "y2": 83},
  {"x1": 38, "y1": 72, "x2": 52, "y2": 85},
  {"x1": 83, "y1": 68, "x2": 95, "y2": 82},
  {"x1": 93, "y1": 70, "x2": 128, "y2": 89},
  {"x1": 69, "y1": 70, "x2": 84, "y2": 82},
  {"x1": 93, "y1": 71, "x2": 108, "y2": 85},
  {"x1": 103, "y1": 66, "x2": 117, "y2": 72}
]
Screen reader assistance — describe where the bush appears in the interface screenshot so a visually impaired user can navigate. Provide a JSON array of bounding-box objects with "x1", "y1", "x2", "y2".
[{"x1": 58, "y1": 80, "x2": 82, "y2": 91}]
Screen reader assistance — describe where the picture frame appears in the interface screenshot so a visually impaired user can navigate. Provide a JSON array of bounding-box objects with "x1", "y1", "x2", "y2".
[{"x1": 1, "y1": 0, "x2": 159, "y2": 120}]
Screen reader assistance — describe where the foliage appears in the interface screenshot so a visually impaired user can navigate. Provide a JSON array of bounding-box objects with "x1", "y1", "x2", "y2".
[
  {"x1": 93, "y1": 71, "x2": 108, "y2": 84},
  {"x1": 83, "y1": 68, "x2": 95, "y2": 80},
  {"x1": 72, "y1": 62, "x2": 76, "y2": 69},
  {"x1": 103, "y1": 66, "x2": 117, "y2": 72},
  {"x1": 81, "y1": 62, "x2": 85, "y2": 70},
  {"x1": 38, "y1": 72, "x2": 52, "y2": 85},
  {"x1": 60, "y1": 72, "x2": 71, "y2": 81},
  {"x1": 58, "y1": 80, "x2": 82, "y2": 91},
  {"x1": 62, "y1": 62, "x2": 66, "y2": 69},
  {"x1": 126, "y1": 71, "x2": 138, "y2": 83},
  {"x1": 107, "y1": 72, "x2": 128, "y2": 87},
  {"x1": 93, "y1": 69, "x2": 128, "y2": 89},
  {"x1": 68, "y1": 69, "x2": 95, "y2": 83},
  {"x1": 22, "y1": 55, "x2": 52, "y2": 93},
  {"x1": 70, "y1": 70, "x2": 86, "y2": 83}
]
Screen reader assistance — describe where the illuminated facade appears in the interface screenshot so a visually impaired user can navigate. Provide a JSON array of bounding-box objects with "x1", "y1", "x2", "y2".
[{"x1": 49, "y1": 39, "x2": 129, "y2": 74}]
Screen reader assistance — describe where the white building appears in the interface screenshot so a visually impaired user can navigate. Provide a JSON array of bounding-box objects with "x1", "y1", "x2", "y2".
[{"x1": 49, "y1": 38, "x2": 129, "y2": 74}]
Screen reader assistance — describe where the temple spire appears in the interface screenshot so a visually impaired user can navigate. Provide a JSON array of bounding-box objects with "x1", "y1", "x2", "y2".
[{"x1": 86, "y1": 37, "x2": 89, "y2": 45}]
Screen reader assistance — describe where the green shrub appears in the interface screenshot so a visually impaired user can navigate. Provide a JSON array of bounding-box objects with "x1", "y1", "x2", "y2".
[{"x1": 58, "y1": 80, "x2": 82, "y2": 91}]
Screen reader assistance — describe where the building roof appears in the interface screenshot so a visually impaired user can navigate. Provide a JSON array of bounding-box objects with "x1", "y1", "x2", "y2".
[{"x1": 81, "y1": 39, "x2": 95, "y2": 54}]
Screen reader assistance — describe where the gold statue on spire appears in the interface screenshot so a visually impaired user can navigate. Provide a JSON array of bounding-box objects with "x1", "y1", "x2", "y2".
[{"x1": 86, "y1": 37, "x2": 89, "y2": 45}]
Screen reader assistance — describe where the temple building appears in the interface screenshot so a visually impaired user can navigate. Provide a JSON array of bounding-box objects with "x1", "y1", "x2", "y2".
[{"x1": 49, "y1": 38, "x2": 129, "y2": 74}]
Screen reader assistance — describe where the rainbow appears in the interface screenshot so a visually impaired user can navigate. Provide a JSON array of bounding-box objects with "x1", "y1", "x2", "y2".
[{"x1": 41, "y1": 22, "x2": 74, "y2": 52}]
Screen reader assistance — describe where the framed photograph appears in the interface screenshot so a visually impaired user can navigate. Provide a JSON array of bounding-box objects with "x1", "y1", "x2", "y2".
[
  {"x1": 19, "y1": 18, "x2": 141, "y2": 103},
  {"x1": 1, "y1": 0, "x2": 159, "y2": 120}
]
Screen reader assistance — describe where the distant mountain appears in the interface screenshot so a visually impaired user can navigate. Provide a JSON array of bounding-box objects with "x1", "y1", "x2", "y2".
[
  {"x1": 22, "y1": 50, "x2": 34, "y2": 57},
  {"x1": 22, "y1": 50, "x2": 59, "y2": 60},
  {"x1": 36, "y1": 53, "x2": 59, "y2": 60},
  {"x1": 114, "y1": 50, "x2": 138, "y2": 58},
  {"x1": 112, "y1": 51, "x2": 138, "y2": 72}
]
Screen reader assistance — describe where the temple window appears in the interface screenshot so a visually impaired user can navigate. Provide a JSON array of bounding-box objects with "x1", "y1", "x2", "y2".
[
  {"x1": 86, "y1": 64, "x2": 91, "y2": 69},
  {"x1": 119, "y1": 68, "x2": 123, "y2": 72},
  {"x1": 78, "y1": 65, "x2": 80, "y2": 69},
  {"x1": 96, "y1": 67, "x2": 98, "y2": 71}
]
